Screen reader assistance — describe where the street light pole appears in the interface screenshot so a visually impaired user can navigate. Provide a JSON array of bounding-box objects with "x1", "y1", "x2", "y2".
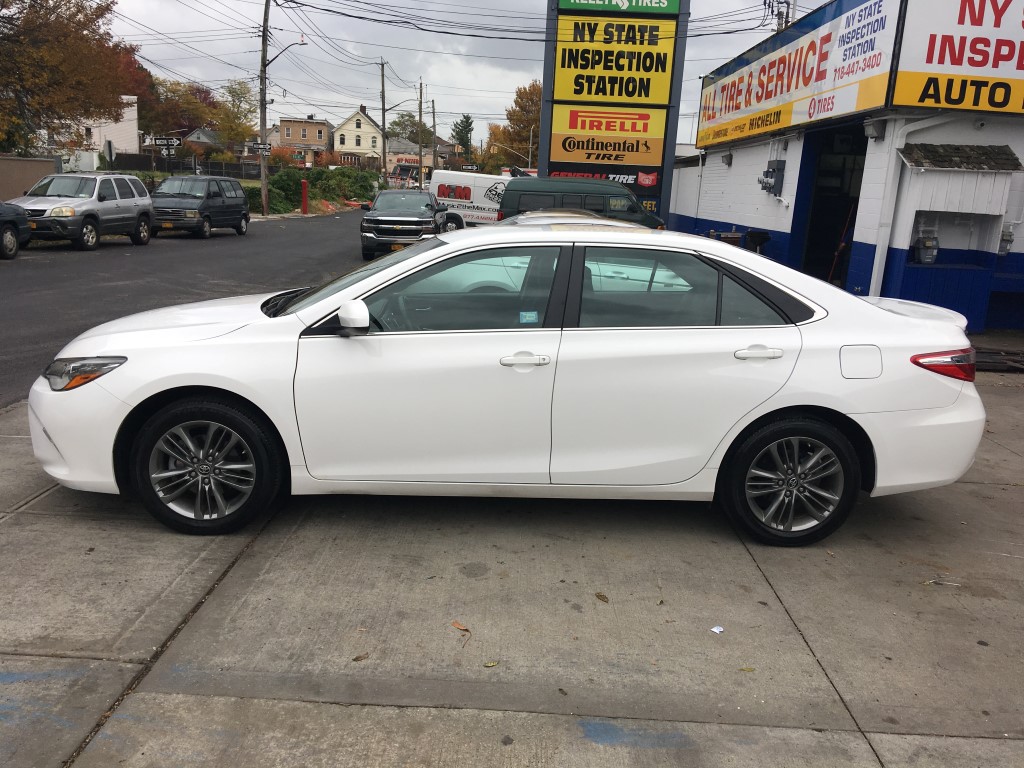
[
  {"x1": 259, "y1": 0, "x2": 271, "y2": 216},
  {"x1": 417, "y1": 79, "x2": 424, "y2": 188}
]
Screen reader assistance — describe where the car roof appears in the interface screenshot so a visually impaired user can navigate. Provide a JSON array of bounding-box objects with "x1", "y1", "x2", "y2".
[
  {"x1": 499, "y1": 211, "x2": 644, "y2": 228},
  {"x1": 503, "y1": 176, "x2": 630, "y2": 193}
]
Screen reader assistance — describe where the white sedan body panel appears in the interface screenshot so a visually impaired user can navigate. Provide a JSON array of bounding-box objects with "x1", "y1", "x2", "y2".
[
  {"x1": 294, "y1": 330, "x2": 560, "y2": 483},
  {"x1": 550, "y1": 325, "x2": 801, "y2": 485}
]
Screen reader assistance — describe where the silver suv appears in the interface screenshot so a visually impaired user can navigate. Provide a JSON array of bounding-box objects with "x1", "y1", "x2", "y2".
[{"x1": 9, "y1": 173, "x2": 155, "y2": 250}]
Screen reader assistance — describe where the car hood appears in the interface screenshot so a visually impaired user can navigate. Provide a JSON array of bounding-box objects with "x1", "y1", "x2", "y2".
[
  {"x1": 62, "y1": 293, "x2": 276, "y2": 354},
  {"x1": 859, "y1": 296, "x2": 968, "y2": 331},
  {"x1": 8, "y1": 194, "x2": 82, "y2": 209},
  {"x1": 150, "y1": 196, "x2": 203, "y2": 209}
]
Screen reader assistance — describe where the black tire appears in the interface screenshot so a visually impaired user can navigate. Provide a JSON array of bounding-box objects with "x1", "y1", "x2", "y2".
[
  {"x1": 74, "y1": 219, "x2": 99, "y2": 251},
  {"x1": 1, "y1": 224, "x2": 18, "y2": 260},
  {"x1": 235, "y1": 216, "x2": 248, "y2": 236},
  {"x1": 130, "y1": 397, "x2": 284, "y2": 534},
  {"x1": 129, "y1": 216, "x2": 150, "y2": 246},
  {"x1": 193, "y1": 217, "x2": 212, "y2": 239},
  {"x1": 718, "y1": 418, "x2": 860, "y2": 546},
  {"x1": 443, "y1": 215, "x2": 462, "y2": 232},
  {"x1": 362, "y1": 247, "x2": 376, "y2": 260}
]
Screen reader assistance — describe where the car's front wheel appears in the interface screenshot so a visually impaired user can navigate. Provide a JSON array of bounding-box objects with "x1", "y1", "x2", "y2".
[
  {"x1": 1, "y1": 224, "x2": 18, "y2": 259},
  {"x1": 131, "y1": 398, "x2": 284, "y2": 534},
  {"x1": 719, "y1": 418, "x2": 860, "y2": 546},
  {"x1": 443, "y1": 215, "x2": 462, "y2": 232},
  {"x1": 74, "y1": 219, "x2": 99, "y2": 251},
  {"x1": 193, "y1": 217, "x2": 212, "y2": 239}
]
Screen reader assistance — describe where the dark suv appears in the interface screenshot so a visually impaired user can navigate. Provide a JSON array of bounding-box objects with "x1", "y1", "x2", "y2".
[
  {"x1": 151, "y1": 176, "x2": 249, "y2": 238},
  {"x1": 9, "y1": 173, "x2": 154, "y2": 250},
  {"x1": 360, "y1": 190, "x2": 447, "y2": 260}
]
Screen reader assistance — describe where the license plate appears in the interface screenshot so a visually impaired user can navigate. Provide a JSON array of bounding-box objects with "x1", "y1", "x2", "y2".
[
  {"x1": 162, "y1": 222, "x2": 173, "y2": 228},
  {"x1": 30, "y1": 222, "x2": 36, "y2": 229},
  {"x1": 390, "y1": 244, "x2": 405, "y2": 251}
]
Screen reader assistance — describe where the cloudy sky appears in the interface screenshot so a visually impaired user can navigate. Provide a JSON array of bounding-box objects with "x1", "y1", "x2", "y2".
[{"x1": 110, "y1": 0, "x2": 828, "y2": 146}]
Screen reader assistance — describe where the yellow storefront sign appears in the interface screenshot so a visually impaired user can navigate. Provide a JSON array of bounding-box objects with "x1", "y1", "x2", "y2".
[
  {"x1": 550, "y1": 104, "x2": 666, "y2": 165},
  {"x1": 893, "y1": 72, "x2": 1024, "y2": 114},
  {"x1": 554, "y1": 15, "x2": 676, "y2": 104}
]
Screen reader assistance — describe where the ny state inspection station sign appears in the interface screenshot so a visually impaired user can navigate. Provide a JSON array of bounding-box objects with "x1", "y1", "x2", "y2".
[{"x1": 542, "y1": 0, "x2": 689, "y2": 218}]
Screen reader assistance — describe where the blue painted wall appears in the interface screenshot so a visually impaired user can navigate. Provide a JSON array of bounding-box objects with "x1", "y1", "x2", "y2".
[{"x1": 667, "y1": 213, "x2": 796, "y2": 268}]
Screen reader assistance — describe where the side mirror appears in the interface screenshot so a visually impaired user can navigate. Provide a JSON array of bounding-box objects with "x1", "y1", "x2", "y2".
[
  {"x1": 97, "y1": 193, "x2": 107, "y2": 202},
  {"x1": 335, "y1": 299, "x2": 370, "y2": 336},
  {"x1": 360, "y1": 202, "x2": 371, "y2": 211},
  {"x1": 436, "y1": 204, "x2": 448, "y2": 213}
]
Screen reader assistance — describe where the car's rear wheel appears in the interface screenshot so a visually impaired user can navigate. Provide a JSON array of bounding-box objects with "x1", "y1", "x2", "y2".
[
  {"x1": 129, "y1": 216, "x2": 150, "y2": 245},
  {"x1": 719, "y1": 418, "x2": 860, "y2": 546},
  {"x1": 74, "y1": 219, "x2": 99, "y2": 251},
  {"x1": 1, "y1": 224, "x2": 18, "y2": 259},
  {"x1": 131, "y1": 398, "x2": 284, "y2": 534},
  {"x1": 235, "y1": 216, "x2": 248, "y2": 236}
]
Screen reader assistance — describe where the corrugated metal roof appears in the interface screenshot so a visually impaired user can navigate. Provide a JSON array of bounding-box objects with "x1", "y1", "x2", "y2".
[{"x1": 900, "y1": 144, "x2": 1024, "y2": 172}]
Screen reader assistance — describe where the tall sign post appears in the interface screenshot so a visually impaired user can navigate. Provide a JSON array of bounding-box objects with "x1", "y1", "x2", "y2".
[{"x1": 539, "y1": 0, "x2": 692, "y2": 220}]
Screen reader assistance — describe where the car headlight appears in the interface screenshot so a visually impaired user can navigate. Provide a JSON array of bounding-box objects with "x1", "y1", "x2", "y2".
[
  {"x1": 184, "y1": 210, "x2": 199, "y2": 219},
  {"x1": 360, "y1": 220, "x2": 373, "y2": 232},
  {"x1": 50, "y1": 207, "x2": 75, "y2": 217},
  {"x1": 44, "y1": 357, "x2": 126, "y2": 392}
]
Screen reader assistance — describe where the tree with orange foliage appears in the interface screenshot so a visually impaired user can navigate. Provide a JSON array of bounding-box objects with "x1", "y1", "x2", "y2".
[{"x1": 0, "y1": 0, "x2": 134, "y2": 152}]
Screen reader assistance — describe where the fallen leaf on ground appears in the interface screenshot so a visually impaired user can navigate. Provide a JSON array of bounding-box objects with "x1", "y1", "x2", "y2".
[
  {"x1": 739, "y1": 667, "x2": 755, "y2": 672},
  {"x1": 352, "y1": 653, "x2": 369, "y2": 662},
  {"x1": 595, "y1": 592, "x2": 609, "y2": 603},
  {"x1": 484, "y1": 661, "x2": 499, "y2": 667},
  {"x1": 451, "y1": 620, "x2": 469, "y2": 631}
]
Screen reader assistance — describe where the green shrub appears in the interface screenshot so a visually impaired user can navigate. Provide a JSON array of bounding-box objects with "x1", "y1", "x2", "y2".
[
  {"x1": 244, "y1": 184, "x2": 291, "y2": 215},
  {"x1": 269, "y1": 167, "x2": 303, "y2": 208}
]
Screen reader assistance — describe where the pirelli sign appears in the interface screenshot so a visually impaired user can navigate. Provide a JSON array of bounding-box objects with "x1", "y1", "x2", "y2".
[{"x1": 541, "y1": 1, "x2": 689, "y2": 218}]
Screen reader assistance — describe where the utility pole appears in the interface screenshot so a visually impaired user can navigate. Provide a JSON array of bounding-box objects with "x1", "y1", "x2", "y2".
[
  {"x1": 431, "y1": 99, "x2": 437, "y2": 170},
  {"x1": 417, "y1": 79, "x2": 424, "y2": 188},
  {"x1": 380, "y1": 58, "x2": 387, "y2": 184},
  {"x1": 259, "y1": 0, "x2": 271, "y2": 216}
]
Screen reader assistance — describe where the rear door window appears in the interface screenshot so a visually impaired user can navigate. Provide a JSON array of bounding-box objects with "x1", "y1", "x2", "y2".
[
  {"x1": 584, "y1": 195, "x2": 605, "y2": 212},
  {"x1": 518, "y1": 193, "x2": 556, "y2": 212},
  {"x1": 113, "y1": 178, "x2": 135, "y2": 199},
  {"x1": 562, "y1": 194, "x2": 582, "y2": 208},
  {"x1": 127, "y1": 178, "x2": 149, "y2": 197}
]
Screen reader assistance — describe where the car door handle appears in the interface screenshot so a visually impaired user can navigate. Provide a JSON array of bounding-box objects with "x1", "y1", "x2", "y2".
[
  {"x1": 735, "y1": 347, "x2": 784, "y2": 360},
  {"x1": 500, "y1": 354, "x2": 551, "y2": 367}
]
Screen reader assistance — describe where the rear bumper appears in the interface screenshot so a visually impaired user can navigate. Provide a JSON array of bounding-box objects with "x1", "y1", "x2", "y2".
[{"x1": 854, "y1": 384, "x2": 986, "y2": 497}]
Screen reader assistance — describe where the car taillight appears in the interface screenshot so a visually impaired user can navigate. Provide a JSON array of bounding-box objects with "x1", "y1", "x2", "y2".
[
  {"x1": 910, "y1": 348, "x2": 976, "y2": 382},
  {"x1": 496, "y1": 211, "x2": 504, "y2": 221}
]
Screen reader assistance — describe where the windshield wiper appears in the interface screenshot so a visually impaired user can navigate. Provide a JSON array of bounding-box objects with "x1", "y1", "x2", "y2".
[{"x1": 263, "y1": 288, "x2": 309, "y2": 317}]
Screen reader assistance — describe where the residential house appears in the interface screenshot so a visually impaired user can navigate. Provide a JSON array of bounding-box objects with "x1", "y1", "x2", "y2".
[
  {"x1": 279, "y1": 115, "x2": 333, "y2": 167},
  {"x1": 333, "y1": 105, "x2": 383, "y2": 165},
  {"x1": 182, "y1": 127, "x2": 222, "y2": 153}
]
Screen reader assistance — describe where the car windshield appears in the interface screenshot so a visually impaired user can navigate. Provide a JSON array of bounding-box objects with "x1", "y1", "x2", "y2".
[
  {"x1": 28, "y1": 176, "x2": 97, "y2": 198},
  {"x1": 372, "y1": 193, "x2": 432, "y2": 212},
  {"x1": 278, "y1": 238, "x2": 444, "y2": 315},
  {"x1": 153, "y1": 178, "x2": 207, "y2": 198}
]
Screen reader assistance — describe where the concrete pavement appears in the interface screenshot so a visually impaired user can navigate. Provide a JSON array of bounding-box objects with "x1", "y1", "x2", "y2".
[{"x1": 1, "y1": 375, "x2": 1022, "y2": 767}]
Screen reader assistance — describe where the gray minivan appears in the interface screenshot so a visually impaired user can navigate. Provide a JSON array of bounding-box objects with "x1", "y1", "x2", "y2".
[
  {"x1": 151, "y1": 176, "x2": 249, "y2": 238},
  {"x1": 496, "y1": 177, "x2": 664, "y2": 228}
]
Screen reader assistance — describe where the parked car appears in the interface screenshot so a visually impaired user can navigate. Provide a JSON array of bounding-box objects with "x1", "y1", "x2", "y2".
[
  {"x1": 428, "y1": 169, "x2": 508, "y2": 229},
  {"x1": 360, "y1": 189, "x2": 447, "y2": 260},
  {"x1": 0, "y1": 201, "x2": 32, "y2": 259},
  {"x1": 8, "y1": 173, "x2": 153, "y2": 250},
  {"x1": 151, "y1": 176, "x2": 249, "y2": 238},
  {"x1": 29, "y1": 225, "x2": 984, "y2": 545},
  {"x1": 497, "y1": 176, "x2": 664, "y2": 229}
]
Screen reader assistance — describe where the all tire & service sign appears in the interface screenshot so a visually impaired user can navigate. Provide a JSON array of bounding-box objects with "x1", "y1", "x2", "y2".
[
  {"x1": 540, "y1": 0, "x2": 691, "y2": 218},
  {"x1": 696, "y1": 0, "x2": 897, "y2": 149},
  {"x1": 893, "y1": 0, "x2": 1024, "y2": 113}
]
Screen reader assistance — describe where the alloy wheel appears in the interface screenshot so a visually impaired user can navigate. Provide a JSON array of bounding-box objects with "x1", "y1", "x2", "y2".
[
  {"x1": 744, "y1": 436, "x2": 844, "y2": 532},
  {"x1": 147, "y1": 420, "x2": 256, "y2": 519}
]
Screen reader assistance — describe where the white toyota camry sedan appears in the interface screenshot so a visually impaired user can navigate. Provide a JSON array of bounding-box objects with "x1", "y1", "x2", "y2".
[{"x1": 28, "y1": 224, "x2": 985, "y2": 545}]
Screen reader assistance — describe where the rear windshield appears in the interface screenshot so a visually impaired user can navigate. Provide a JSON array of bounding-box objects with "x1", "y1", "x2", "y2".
[
  {"x1": 28, "y1": 176, "x2": 96, "y2": 198},
  {"x1": 153, "y1": 178, "x2": 207, "y2": 198}
]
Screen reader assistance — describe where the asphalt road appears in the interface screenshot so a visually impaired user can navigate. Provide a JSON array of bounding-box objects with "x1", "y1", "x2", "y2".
[{"x1": 0, "y1": 212, "x2": 364, "y2": 409}]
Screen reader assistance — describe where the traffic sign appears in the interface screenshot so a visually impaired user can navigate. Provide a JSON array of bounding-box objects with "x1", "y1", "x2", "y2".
[
  {"x1": 462, "y1": 164, "x2": 479, "y2": 171},
  {"x1": 148, "y1": 136, "x2": 182, "y2": 147},
  {"x1": 160, "y1": 148, "x2": 170, "y2": 157},
  {"x1": 261, "y1": 149, "x2": 271, "y2": 156},
  {"x1": 249, "y1": 142, "x2": 272, "y2": 150}
]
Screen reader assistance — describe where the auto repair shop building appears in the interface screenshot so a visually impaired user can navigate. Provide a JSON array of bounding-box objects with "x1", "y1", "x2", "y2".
[{"x1": 670, "y1": 0, "x2": 1024, "y2": 330}]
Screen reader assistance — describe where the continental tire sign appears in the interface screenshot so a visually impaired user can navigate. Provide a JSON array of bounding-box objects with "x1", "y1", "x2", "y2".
[
  {"x1": 550, "y1": 105, "x2": 666, "y2": 165},
  {"x1": 893, "y1": 0, "x2": 1024, "y2": 113}
]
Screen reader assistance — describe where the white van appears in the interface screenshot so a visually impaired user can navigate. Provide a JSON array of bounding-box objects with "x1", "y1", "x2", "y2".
[{"x1": 429, "y1": 170, "x2": 507, "y2": 230}]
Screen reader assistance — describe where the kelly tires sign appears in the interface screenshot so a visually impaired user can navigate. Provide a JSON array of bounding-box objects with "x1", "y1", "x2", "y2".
[{"x1": 893, "y1": 0, "x2": 1024, "y2": 113}]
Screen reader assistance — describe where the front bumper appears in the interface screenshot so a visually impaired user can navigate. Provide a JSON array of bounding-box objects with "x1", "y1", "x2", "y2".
[
  {"x1": 28, "y1": 376, "x2": 130, "y2": 494},
  {"x1": 27, "y1": 216, "x2": 85, "y2": 240},
  {"x1": 854, "y1": 384, "x2": 986, "y2": 496},
  {"x1": 155, "y1": 218, "x2": 204, "y2": 232},
  {"x1": 360, "y1": 230, "x2": 435, "y2": 252}
]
